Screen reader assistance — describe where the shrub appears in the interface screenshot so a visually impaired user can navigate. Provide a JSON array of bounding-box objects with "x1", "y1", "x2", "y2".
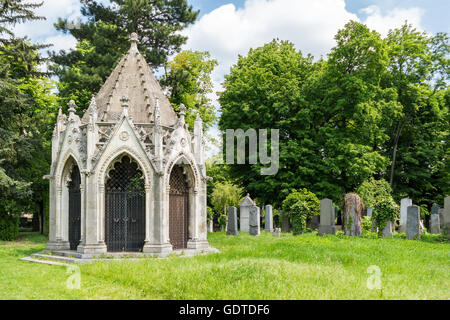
[
  {"x1": 361, "y1": 216, "x2": 372, "y2": 233},
  {"x1": 206, "y1": 206, "x2": 214, "y2": 223},
  {"x1": 356, "y1": 178, "x2": 392, "y2": 208},
  {"x1": 373, "y1": 197, "x2": 399, "y2": 235},
  {"x1": 0, "y1": 214, "x2": 19, "y2": 241},
  {"x1": 218, "y1": 214, "x2": 227, "y2": 227},
  {"x1": 282, "y1": 188, "x2": 320, "y2": 235}
]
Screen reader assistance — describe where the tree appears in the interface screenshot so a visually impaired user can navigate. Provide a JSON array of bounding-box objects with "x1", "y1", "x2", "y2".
[
  {"x1": 161, "y1": 50, "x2": 218, "y2": 130},
  {"x1": 50, "y1": 0, "x2": 199, "y2": 112},
  {"x1": 356, "y1": 178, "x2": 392, "y2": 208},
  {"x1": 210, "y1": 182, "x2": 243, "y2": 217}
]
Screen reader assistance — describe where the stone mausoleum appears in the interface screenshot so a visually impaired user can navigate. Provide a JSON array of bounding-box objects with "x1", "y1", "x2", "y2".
[{"x1": 45, "y1": 33, "x2": 209, "y2": 254}]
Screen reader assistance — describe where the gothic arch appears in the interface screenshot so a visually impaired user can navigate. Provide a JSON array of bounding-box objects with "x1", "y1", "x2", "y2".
[
  {"x1": 55, "y1": 150, "x2": 82, "y2": 188},
  {"x1": 165, "y1": 152, "x2": 200, "y2": 192}
]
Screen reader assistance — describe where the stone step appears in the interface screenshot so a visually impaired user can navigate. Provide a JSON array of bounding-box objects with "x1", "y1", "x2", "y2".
[
  {"x1": 20, "y1": 256, "x2": 69, "y2": 266},
  {"x1": 43, "y1": 250, "x2": 85, "y2": 259},
  {"x1": 30, "y1": 253, "x2": 91, "y2": 264}
]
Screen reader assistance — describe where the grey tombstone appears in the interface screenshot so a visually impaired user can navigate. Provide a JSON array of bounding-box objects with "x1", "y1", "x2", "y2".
[
  {"x1": 226, "y1": 206, "x2": 239, "y2": 236},
  {"x1": 281, "y1": 211, "x2": 290, "y2": 233},
  {"x1": 319, "y1": 199, "x2": 336, "y2": 236},
  {"x1": 382, "y1": 221, "x2": 393, "y2": 238},
  {"x1": 444, "y1": 196, "x2": 450, "y2": 239},
  {"x1": 406, "y1": 205, "x2": 420, "y2": 240},
  {"x1": 438, "y1": 208, "x2": 444, "y2": 229},
  {"x1": 399, "y1": 198, "x2": 412, "y2": 233},
  {"x1": 239, "y1": 194, "x2": 255, "y2": 233},
  {"x1": 310, "y1": 215, "x2": 320, "y2": 230},
  {"x1": 265, "y1": 205, "x2": 273, "y2": 232},
  {"x1": 430, "y1": 214, "x2": 440, "y2": 234},
  {"x1": 207, "y1": 220, "x2": 213, "y2": 233},
  {"x1": 273, "y1": 227, "x2": 281, "y2": 237},
  {"x1": 367, "y1": 207, "x2": 373, "y2": 217},
  {"x1": 249, "y1": 206, "x2": 260, "y2": 236}
]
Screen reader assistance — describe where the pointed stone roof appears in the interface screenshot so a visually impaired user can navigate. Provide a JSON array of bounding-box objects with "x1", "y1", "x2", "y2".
[
  {"x1": 82, "y1": 32, "x2": 177, "y2": 126},
  {"x1": 240, "y1": 194, "x2": 255, "y2": 207}
]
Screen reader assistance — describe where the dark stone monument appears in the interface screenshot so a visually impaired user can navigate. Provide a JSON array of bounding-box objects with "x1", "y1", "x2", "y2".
[
  {"x1": 226, "y1": 206, "x2": 239, "y2": 236},
  {"x1": 249, "y1": 206, "x2": 260, "y2": 236},
  {"x1": 406, "y1": 205, "x2": 420, "y2": 240}
]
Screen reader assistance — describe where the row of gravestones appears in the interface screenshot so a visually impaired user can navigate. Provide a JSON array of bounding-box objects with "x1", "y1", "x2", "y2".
[
  {"x1": 226, "y1": 194, "x2": 281, "y2": 237},
  {"x1": 318, "y1": 196, "x2": 450, "y2": 240}
]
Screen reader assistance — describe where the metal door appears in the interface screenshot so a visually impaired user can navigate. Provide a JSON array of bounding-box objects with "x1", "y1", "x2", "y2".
[
  {"x1": 169, "y1": 166, "x2": 189, "y2": 250},
  {"x1": 68, "y1": 165, "x2": 81, "y2": 250},
  {"x1": 105, "y1": 156, "x2": 145, "y2": 252}
]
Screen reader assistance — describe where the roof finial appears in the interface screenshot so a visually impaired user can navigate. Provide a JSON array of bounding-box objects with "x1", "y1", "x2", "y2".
[
  {"x1": 179, "y1": 103, "x2": 186, "y2": 124},
  {"x1": 129, "y1": 32, "x2": 138, "y2": 51},
  {"x1": 68, "y1": 100, "x2": 77, "y2": 114}
]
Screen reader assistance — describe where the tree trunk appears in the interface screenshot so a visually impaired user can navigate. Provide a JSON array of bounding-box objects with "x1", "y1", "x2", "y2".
[{"x1": 389, "y1": 120, "x2": 407, "y2": 187}]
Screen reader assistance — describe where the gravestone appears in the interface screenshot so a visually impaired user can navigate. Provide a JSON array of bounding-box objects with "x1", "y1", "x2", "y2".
[
  {"x1": 438, "y1": 208, "x2": 444, "y2": 229},
  {"x1": 310, "y1": 215, "x2": 320, "y2": 230},
  {"x1": 273, "y1": 227, "x2": 281, "y2": 237},
  {"x1": 265, "y1": 205, "x2": 273, "y2": 232},
  {"x1": 406, "y1": 205, "x2": 420, "y2": 240},
  {"x1": 444, "y1": 196, "x2": 450, "y2": 239},
  {"x1": 367, "y1": 207, "x2": 373, "y2": 217},
  {"x1": 226, "y1": 206, "x2": 239, "y2": 236},
  {"x1": 207, "y1": 220, "x2": 213, "y2": 233},
  {"x1": 430, "y1": 214, "x2": 440, "y2": 234},
  {"x1": 319, "y1": 199, "x2": 336, "y2": 236},
  {"x1": 281, "y1": 211, "x2": 290, "y2": 233},
  {"x1": 343, "y1": 193, "x2": 362, "y2": 236},
  {"x1": 249, "y1": 206, "x2": 260, "y2": 236},
  {"x1": 382, "y1": 221, "x2": 393, "y2": 238},
  {"x1": 240, "y1": 194, "x2": 255, "y2": 233},
  {"x1": 399, "y1": 198, "x2": 412, "y2": 233}
]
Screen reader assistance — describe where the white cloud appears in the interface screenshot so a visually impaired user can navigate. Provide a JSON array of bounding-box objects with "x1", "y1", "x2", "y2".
[{"x1": 361, "y1": 5, "x2": 424, "y2": 37}]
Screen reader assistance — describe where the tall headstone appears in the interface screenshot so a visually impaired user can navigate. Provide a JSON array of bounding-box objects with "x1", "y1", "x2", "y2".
[
  {"x1": 207, "y1": 219, "x2": 213, "y2": 233},
  {"x1": 265, "y1": 205, "x2": 273, "y2": 232},
  {"x1": 399, "y1": 198, "x2": 412, "y2": 233},
  {"x1": 406, "y1": 205, "x2": 420, "y2": 240},
  {"x1": 249, "y1": 206, "x2": 260, "y2": 236},
  {"x1": 438, "y1": 208, "x2": 444, "y2": 229},
  {"x1": 281, "y1": 211, "x2": 290, "y2": 233},
  {"x1": 239, "y1": 194, "x2": 255, "y2": 233},
  {"x1": 444, "y1": 196, "x2": 450, "y2": 239},
  {"x1": 226, "y1": 206, "x2": 239, "y2": 236},
  {"x1": 319, "y1": 199, "x2": 335, "y2": 236},
  {"x1": 343, "y1": 193, "x2": 362, "y2": 236},
  {"x1": 310, "y1": 215, "x2": 320, "y2": 230},
  {"x1": 382, "y1": 221, "x2": 393, "y2": 238},
  {"x1": 430, "y1": 204, "x2": 440, "y2": 234}
]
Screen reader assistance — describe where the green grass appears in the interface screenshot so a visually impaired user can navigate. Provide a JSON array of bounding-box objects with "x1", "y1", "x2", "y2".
[{"x1": 0, "y1": 231, "x2": 449, "y2": 299}]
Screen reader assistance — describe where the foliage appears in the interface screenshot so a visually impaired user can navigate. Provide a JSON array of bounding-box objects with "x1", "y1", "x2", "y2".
[
  {"x1": 373, "y1": 197, "x2": 399, "y2": 234},
  {"x1": 356, "y1": 178, "x2": 392, "y2": 208},
  {"x1": 206, "y1": 206, "x2": 214, "y2": 223},
  {"x1": 210, "y1": 182, "x2": 243, "y2": 217},
  {"x1": 361, "y1": 216, "x2": 372, "y2": 234},
  {"x1": 217, "y1": 214, "x2": 227, "y2": 227},
  {"x1": 0, "y1": 214, "x2": 18, "y2": 240},
  {"x1": 50, "y1": 0, "x2": 199, "y2": 112},
  {"x1": 282, "y1": 188, "x2": 320, "y2": 235},
  {"x1": 161, "y1": 50, "x2": 218, "y2": 130}
]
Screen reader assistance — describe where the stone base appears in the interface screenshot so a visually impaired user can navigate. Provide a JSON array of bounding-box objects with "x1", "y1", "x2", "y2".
[
  {"x1": 187, "y1": 239, "x2": 209, "y2": 250},
  {"x1": 77, "y1": 242, "x2": 107, "y2": 254},
  {"x1": 318, "y1": 225, "x2": 336, "y2": 236},
  {"x1": 46, "y1": 241, "x2": 70, "y2": 251},
  {"x1": 142, "y1": 242, "x2": 173, "y2": 254}
]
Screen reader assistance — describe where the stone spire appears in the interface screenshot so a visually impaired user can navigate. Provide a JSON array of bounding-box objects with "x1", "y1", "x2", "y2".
[
  {"x1": 129, "y1": 32, "x2": 139, "y2": 51},
  {"x1": 179, "y1": 104, "x2": 186, "y2": 124}
]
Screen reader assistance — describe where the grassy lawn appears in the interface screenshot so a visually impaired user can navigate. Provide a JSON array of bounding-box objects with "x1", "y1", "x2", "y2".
[{"x1": 0, "y1": 231, "x2": 448, "y2": 300}]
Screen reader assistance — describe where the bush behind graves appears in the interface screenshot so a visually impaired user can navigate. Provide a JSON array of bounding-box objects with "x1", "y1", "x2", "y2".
[
  {"x1": 282, "y1": 188, "x2": 319, "y2": 235},
  {"x1": 0, "y1": 215, "x2": 19, "y2": 241},
  {"x1": 373, "y1": 197, "x2": 399, "y2": 235}
]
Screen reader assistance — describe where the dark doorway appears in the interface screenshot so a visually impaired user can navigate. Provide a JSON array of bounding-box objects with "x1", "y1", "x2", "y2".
[
  {"x1": 68, "y1": 165, "x2": 81, "y2": 250},
  {"x1": 105, "y1": 156, "x2": 145, "y2": 252},
  {"x1": 169, "y1": 165, "x2": 189, "y2": 250}
]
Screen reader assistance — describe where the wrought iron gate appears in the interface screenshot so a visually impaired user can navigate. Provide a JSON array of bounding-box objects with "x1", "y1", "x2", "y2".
[
  {"x1": 68, "y1": 165, "x2": 81, "y2": 250},
  {"x1": 105, "y1": 156, "x2": 145, "y2": 252},
  {"x1": 169, "y1": 166, "x2": 189, "y2": 250}
]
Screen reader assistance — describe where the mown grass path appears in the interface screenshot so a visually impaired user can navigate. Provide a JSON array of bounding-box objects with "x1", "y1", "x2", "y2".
[{"x1": 0, "y1": 232, "x2": 448, "y2": 299}]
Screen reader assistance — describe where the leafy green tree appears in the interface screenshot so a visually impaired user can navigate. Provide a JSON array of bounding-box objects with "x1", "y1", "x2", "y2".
[
  {"x1": 50, "y1": 0, "x2": 199, "y2": 112},
  {"x1": 161, "y1": 50, "x2": 218, "y2": 129},
  {"x1": 282, "y1": 188, "x2": 320, "y2": 234},
  {"x1": 356, "y1": 178, "x2": 392, "y2": 208},
  {"x1": 210, "y1": 182, "x2": 243, "y2": 217}
]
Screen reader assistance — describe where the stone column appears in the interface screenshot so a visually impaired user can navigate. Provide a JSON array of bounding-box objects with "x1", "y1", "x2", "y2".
[
  {"x1": 399, "y1": 198, "x2": 412, "y2": 233},
  {"x1": 430, "y1": 204, "x2": 440, "y2": 234},
  {"x1": 265, "y1": 205, "x2": 273, "y2": 232},
  {"x1": 319, "y1": 199, "x2": 335, "y2": 236},
  {"x1": 249, "y1": 206, "x2": 260, "y2": 236},
  {"x1": 187, "y1": 183, "x2": 209, "y2": 250},
  {"x1": 46, "y1": 176, "x2": 69, "y2": 250},
  {"x1": 406, "y1": 205, "x2": 420, "y2": 240},
  {"x1": 226, "y1": 206, "x2": 239, "y2": 236}
]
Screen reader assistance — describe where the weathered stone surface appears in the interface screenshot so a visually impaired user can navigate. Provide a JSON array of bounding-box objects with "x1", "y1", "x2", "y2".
[
  {"x1": 207, "y1": 220, "x2": 213, "y2": 233},
  {"x1": 281, "y1": 211, "x2": 290, "y2": 233},
  {"x1": 249, "y1": 206, "x2": 260, "y2": 236},
  {"x1": 226, "y1": 206, "x2": 239, "y2": 236},
  {"x1": 399, "y1": 198, "x2": 412, "y2": 233},
  {"x1": 265, "y1": 205, "x2": 273, "y2": 232},
  {"x1": 273, "y1": 228, "x2": 281, "y2": 237},
  {"x1": 343, "y1": 193, "x2": 362, "y2": 236},
  {"x1": 319, "y1": 198, "x2": 335, "y2": 236},
  {"x1": 444, "y1": 196, "x2": 450, "y2": 239},
  {"x1": 406, "y1": 205, "x2": 420, "y2": 240},
  {"x1": 310, "y1": 215, "x2": 320, "y2": 230},
  {"x1": 438, "y1": 208, "x2": 444, "y2": 229},
  {"x1": 430, "y1": 214, "x2": 440, "y2": 234},
  {"x1": 382, "y1": 221, "x2": 393, "y2": 238},
  {"x1": 240, "y1": 194, "x2": 255, "y2": 233},
  {"x1": 431, "y1": 203, "x2": 440, "y2": 215}
]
